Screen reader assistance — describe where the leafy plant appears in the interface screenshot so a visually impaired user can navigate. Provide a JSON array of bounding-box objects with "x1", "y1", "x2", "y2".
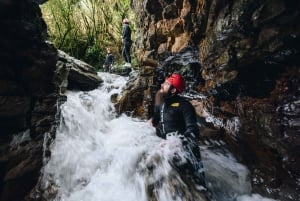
[{"x1": 40, "y1": 0, "x2": 134, "y2": 69}]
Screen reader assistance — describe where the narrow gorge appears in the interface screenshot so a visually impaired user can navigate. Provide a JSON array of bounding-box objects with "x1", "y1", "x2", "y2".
[{"x1": 0, "y1": 0, "x2": 299, "y2": 201}]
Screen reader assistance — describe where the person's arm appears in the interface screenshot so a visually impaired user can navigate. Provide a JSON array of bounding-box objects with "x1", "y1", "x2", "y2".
[
  {"x1": 108, "y1": 54, "x2": 114, "y2": 66},
  {"x1": 181, "y1": 101, "x2": 199, "y2": 138},
  {"x1": 111, "y1": 55, "x2": 114, "y2": 65},
  {"x1": 123, "y1": 25, "x2": 131, "y2": 41},
  {"x1": 103, "y1": 55, "x2": 106, "y2": 69},
  {"x1": 151, "y1": 105, "x2": 161, "y2": 126},
  {"x1": 122, "y1": 26, "x2": 126, "y2": 41},
  {"x1": 152, "y1": 90, "x2": 165, "y2": 126},
  {"x1": 148, "y1": 90, "x2": 164, "y2": 127}
]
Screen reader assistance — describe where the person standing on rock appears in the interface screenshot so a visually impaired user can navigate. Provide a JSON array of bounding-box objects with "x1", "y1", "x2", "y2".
[
  {"x1": 121, "y1": 18, "x2": 132, "y2": 67},
  {"x1": 147, "y1": 73, "x2": 207, "y2": 191}
]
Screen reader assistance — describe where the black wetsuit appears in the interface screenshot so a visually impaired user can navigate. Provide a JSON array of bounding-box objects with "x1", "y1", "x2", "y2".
[
  {"x1": 152, "y1": 94, "x2": 207, "y2": 190},
  {"x1": 152, "y1": 94, "x2": 198, "y2": 139},
  {"x1": 103, "y1": 53, "x2": 114, "y2": 72},
  {"x1": 122, "y1": 23, "x2": 132, "y2": 63}
]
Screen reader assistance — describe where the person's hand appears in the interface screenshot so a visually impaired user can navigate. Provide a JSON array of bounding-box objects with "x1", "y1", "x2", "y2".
[
  {"x1": 147, "y1": 118, "x2": 153, "y2": 126},
  {"x1": 159, "y1": 141, "x2": 167, "y2": 148}
]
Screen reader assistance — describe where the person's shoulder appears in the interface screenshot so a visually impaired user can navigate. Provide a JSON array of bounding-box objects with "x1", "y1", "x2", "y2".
[
  {"x1": 171, "y1": 95, "x2": 186, "y2": 104},
  {"x1": 178, "y1": 96, "x2": 193, "y2": 106},
  {"x1": 177, "y1": 95, "x2": 187, "y2": 101}
]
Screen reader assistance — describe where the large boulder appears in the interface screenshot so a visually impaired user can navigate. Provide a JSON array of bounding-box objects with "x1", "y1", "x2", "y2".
[{"x1": 57, "y1": 50, "x2": 103, "y2": 92}]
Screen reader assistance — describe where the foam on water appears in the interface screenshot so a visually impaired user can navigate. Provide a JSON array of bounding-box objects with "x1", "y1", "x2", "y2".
[{"x1": 41, "y1": 72, "x2": 278, "y2": 201}]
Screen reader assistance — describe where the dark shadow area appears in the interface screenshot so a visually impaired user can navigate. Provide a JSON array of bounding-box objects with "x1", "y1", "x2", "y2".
[{"x1": 237, "y1": 63, "x2": 286, "y2": 98}]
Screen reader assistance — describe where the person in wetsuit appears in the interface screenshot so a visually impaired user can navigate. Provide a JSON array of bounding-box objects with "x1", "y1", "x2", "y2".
[
  {"x1": 148, "y1": 73, "x2": 207, "y2": 189},
  {"x1": 121, "y1": 18, "x2": 132, "y2": 66},
  {"x1": 148, "y1": 73, "x2": 198, "y2": 138},
  {"x1": 103, "y1": 47, "x2": 114, "y2": 72}
]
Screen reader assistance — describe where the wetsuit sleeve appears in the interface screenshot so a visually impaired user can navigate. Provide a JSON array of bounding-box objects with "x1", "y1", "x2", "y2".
[
  {"x1": 122, "y1": 25, "x2": 131, "y2": 41},
  {"x1": 181, "y1": 101, "x2": 199, "y2": 138},
  {"x1": 122, "y1": 26, "x2": 125, "y2": 39},
  {"x1": 151, "y1": 105, "x2": 160, "y2": 126},
  {"x1": 109, "y1": 54, "x2": 114, "y2": 65}
]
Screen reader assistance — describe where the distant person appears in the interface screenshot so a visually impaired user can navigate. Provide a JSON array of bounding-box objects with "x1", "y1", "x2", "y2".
[
  {"x1": 103, "y1": 47, "x2": 114, "y2": 73},
  {"x1": 122, "y1": 18, "x2": 132, "y2": 67}
]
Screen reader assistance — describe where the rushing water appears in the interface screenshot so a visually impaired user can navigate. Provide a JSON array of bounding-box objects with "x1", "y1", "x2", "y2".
[{"x1": 41, "y1": 72, "x2": 278, "y2": 201}]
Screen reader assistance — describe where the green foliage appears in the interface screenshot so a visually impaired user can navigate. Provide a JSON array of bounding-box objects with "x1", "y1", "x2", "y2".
[
  {"x1": 40, "y1": 0, "x2": 135, "y2": 67},
  {"x1": 86, "y1": 44, "x2": 101, "y2": 67}
]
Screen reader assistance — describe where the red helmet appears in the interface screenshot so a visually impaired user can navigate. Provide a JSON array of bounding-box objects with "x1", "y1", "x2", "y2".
[{"x1": 166, "y1": 73, "x2": 185, "y2": 93}]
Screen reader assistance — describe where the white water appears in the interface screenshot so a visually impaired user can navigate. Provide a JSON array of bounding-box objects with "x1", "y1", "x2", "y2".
[{"x1": 41, "y1": 72, "x2": 278, "y2": 201}]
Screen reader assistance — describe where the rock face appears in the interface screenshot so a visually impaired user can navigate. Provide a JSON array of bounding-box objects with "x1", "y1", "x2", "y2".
[
  {"x1": 117, "y1": 0, "x2": 299, "y2": 200},
  {"x1": 0, "y1": 1, "x2": 60, "y2": 200}
]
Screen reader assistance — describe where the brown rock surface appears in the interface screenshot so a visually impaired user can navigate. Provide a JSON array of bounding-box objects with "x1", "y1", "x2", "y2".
[{"x1": 126, "y1": 1, "x2": 300, "y2": 200}]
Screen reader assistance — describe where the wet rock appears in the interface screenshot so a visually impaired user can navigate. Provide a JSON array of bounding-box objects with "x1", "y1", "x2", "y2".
[
  {"x1": 57, "y1": 50, "x2": 103, "y2": 91},
  {"x1": 0, "y1": 1, "x2": 61, "y2": 200},
  {"x1": 131, "y1": 0, "x2": 300, "y2": 200},
  {"x1": 201, "y1": 146, "x2": 252, "y2": 201}
]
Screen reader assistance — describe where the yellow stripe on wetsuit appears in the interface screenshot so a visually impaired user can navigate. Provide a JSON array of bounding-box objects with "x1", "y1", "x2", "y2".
[{"x1": 171, "y1": 102, "x2": 179, "y2": 107}]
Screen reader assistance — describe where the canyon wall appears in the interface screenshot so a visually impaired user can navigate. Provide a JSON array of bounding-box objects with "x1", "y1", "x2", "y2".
[{"x1": 117, "y1": 0, "x2": 299, "y2": 200}]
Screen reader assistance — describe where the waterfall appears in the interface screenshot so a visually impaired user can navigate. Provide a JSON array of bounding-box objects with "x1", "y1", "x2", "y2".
[{"x1": 41, "y1": 72, "x2": 277, "y2": 201}]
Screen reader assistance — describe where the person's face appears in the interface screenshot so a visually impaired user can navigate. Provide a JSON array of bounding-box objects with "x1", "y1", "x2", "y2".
[{"x1": 160, "y1": 79, "x2": 175, "y2": 95}]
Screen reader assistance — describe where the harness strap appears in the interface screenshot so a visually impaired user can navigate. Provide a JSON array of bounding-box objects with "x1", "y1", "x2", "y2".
[{"x1": 160, "y1": 103, "x2": 165, "y2": 134}]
